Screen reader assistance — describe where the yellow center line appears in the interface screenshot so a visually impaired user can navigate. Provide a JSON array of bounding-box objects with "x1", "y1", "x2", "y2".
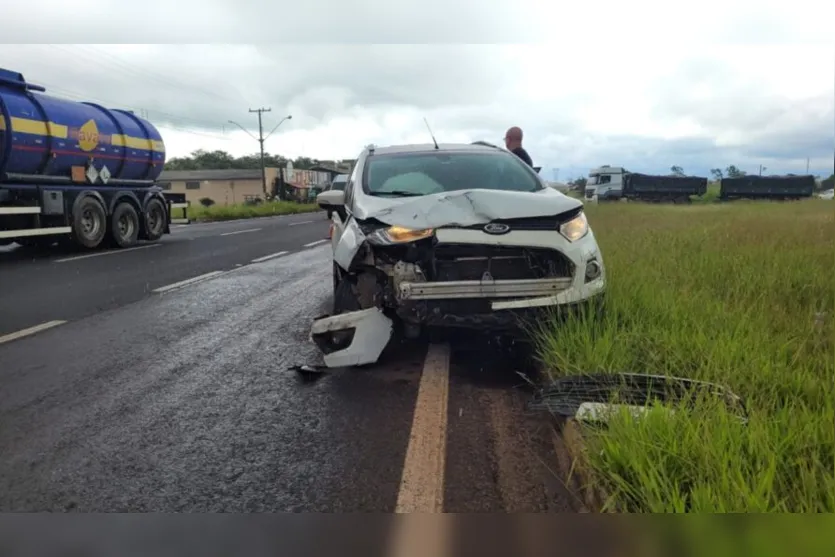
[{"x1": 395, "y1": 342, "x2": 451, "y2": 513}]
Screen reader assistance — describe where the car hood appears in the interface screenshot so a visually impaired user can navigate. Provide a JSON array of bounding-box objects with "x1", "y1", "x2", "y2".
[{"x1": 355, "y1": 188, "x2": 583, "y2": 228}]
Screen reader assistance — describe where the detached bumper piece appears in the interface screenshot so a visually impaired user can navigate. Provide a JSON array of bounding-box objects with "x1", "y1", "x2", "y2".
[
  {"x1": 398, "y1": 277, "x2": 573, "y2": 301},
  {"x1": 310, "y1": 308, "x2": 393, "y2": 368},
  {"x1": 529, "y1": 372, "x2": 748, "y2": 425}
]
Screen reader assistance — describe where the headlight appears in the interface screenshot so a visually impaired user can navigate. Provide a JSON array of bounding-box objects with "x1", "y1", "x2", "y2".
[
  {"x1": 367, "y1": 225, "x2": 435, "y2": 245},
  {"x1": 559, "y1": 212, "x2": 589, "y2": 242}
]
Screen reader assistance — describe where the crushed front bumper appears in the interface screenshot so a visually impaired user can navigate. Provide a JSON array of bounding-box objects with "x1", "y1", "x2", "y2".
[{"x1": 397, "y1": 277, "x2": 573, "y2": 301}]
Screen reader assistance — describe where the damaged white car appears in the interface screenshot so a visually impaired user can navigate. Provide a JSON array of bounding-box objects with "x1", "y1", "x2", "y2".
[{"x1": 311, "y1": 142, "x2": 606, "y2": 367}]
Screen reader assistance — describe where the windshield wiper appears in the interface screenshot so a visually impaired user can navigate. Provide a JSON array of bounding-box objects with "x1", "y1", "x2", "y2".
[{"x1": 371, "y1": 191, "x2": 425, "y2": 197}]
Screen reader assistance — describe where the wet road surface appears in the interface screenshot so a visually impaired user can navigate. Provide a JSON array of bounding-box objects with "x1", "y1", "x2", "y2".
[
  {"x1": 0, "y1": 231, "x2": 576, "y2": 512},
  {"x1": 0, "y1": 211, "x2": 331, "y2": 336}
]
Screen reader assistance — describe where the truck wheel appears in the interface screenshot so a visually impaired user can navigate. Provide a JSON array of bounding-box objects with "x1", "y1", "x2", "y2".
[
  {"x1": 71, "y1": 196, "x2": 107, "y2": 249},
  {"x1": 111, "y1": 202, "x2": 140, "y2": 248},
  {"x1": 142, "y1": 198, "x2": 167, "y2": 241}
]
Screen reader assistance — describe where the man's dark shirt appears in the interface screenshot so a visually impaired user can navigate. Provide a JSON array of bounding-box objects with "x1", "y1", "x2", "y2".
[{"x1": 511, "y1": 146, "x2": 533, "y2": 167}]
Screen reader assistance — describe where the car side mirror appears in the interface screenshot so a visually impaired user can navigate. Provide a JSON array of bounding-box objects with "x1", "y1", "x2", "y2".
[
  {"x1": 316, "y1": 189, "x2": 347, "y2": 220},
  {"x1": 317, "y1": 189, "x2": 345, "y2": 209}
]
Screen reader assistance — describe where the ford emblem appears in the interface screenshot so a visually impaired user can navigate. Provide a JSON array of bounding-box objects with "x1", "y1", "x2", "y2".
[{"x1": 483, "y1": 222, "x2": 510, "y2": 235}]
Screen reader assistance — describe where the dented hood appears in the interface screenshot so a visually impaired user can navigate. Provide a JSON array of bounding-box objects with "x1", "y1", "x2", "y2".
[{"x1": 356, "y1": 188, "x2": 583, "y2": 229}]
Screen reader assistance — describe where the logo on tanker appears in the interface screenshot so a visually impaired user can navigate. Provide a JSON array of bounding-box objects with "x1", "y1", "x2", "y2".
[{"x1": 75, "y1": 119, "x2": 100, "y2": 152}]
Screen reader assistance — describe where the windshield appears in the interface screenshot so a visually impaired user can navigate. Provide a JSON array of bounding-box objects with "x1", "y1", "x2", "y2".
[
  {"x1": 364, "y1": 152, "x2": 541, "y2": 197},
  {"x1": 330, "y1": 176, "x2": 347, "y2": 191}
]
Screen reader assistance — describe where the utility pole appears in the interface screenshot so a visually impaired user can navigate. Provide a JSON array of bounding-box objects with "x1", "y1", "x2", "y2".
[
  {"x1": 228, "y1": 110, "x2": 292, "y2": 200},
  {"x1": 250, "y1": 107, "x2": 271, "y2": 198}
]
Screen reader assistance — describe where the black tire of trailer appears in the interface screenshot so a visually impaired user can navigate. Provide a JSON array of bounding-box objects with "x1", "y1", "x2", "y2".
[
  {"x1": 111, "y1": 202, "x2": 141, "y2": 248},
  {"x1": 71, "y1": 196, "x2": 108, "y2": 249},
  {"x1": 142, "y1": 198, "x2": 167, "y2": 241}
]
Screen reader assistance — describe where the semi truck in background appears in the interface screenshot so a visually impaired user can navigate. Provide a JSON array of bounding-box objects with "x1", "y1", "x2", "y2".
[
  {"x1": 719, "y1": 175, "x2": 815, "y2": 201},
  {"x1": 0, "y1": 67, "x2": 188, "y2": 250},
  {"x1": 584, "y1": 165, "x2": 627, "y2": 201},
  {"x1": 584, "y1": 166, "x2": 707, "y2": 203}
]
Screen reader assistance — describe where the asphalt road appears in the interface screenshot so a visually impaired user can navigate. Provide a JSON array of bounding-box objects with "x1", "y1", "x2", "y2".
[{"x1": 0, "y1": 212, "x2": 576, "y2": 514}]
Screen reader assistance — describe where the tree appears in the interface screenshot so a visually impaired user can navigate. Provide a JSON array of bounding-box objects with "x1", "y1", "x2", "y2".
[
  {"x1": 570, "y1": 176, "x2": 587, "y2": 190},
  {"x1": 725, "y1": 165, "x2": 747, "y2": 178},
  {"x1": 163, "y1": 150, "x2": 316, "y2": 171},
  {"x1": 670, "y1": 165, "x2": 685, "y2": 177},
  {"x1": 710, "y1": 168, "x2": 723, "y2": 181},
  {"x1": 822, "y1": 174, "x2": 835, "y2": 190}
]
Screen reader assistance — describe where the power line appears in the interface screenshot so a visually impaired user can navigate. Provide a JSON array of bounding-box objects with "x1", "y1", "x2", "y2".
[
  {"x1": 30, "y1": 79, "x2": 232, "y2": 141},
  {"x1": 46, "y1": 44, "x2": 241, "y2": 106}
]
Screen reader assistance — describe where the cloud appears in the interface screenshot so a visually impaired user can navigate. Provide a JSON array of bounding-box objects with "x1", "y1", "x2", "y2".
[{"x1": 0, "y1": 3, "x2": 833, "y2": 178}]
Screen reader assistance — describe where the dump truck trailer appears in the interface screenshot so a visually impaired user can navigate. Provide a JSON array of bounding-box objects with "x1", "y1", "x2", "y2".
[
  {"x1": 622, "y1": 173, "x2": 708, "y2": 203},
  {"x1": 0, "y1": 67, "x2": 187, "y2": 250},
  {"x1": 719, "y1": 175, "x2": 815, "y2": 201}
]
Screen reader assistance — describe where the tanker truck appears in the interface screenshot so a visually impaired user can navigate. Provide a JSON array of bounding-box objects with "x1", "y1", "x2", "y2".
[{"x1": 0, "y1": 67, "x2": 188, "y2": 250}]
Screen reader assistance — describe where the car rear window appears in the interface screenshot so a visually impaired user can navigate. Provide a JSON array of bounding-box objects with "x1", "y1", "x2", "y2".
[{"x1": 363, "y1": 151, "x2": 541, "y2": 196}]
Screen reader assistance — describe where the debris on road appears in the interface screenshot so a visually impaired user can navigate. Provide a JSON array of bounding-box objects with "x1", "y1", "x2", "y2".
[
  {"x1": 529, "y1": 372, "x2": 748, "y2": 425},
  {"x1": 309, "y1": 307, "x2": 393, "y2": 368},
  {"x1": 289, "y1": 364, "x2": 329, "y2": 376}
]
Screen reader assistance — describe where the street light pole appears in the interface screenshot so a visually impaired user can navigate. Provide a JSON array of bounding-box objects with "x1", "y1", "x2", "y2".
[{"x1": 228, "y1": 111, "x2": 293, "y2": 199}]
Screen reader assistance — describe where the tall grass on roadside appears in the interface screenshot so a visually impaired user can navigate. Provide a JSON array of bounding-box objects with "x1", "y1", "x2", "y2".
[
  {"x1": 534, "y1": 200, "x2": 834, "y2": 512},
  {"x1": 187, "y1": 201, "x2": 320, "y2": 222}
]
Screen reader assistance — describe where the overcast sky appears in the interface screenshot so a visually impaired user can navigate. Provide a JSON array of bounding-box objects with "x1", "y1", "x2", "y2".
[{"x1": 1, "y1": 1, "x2": 833, "y2": 180}]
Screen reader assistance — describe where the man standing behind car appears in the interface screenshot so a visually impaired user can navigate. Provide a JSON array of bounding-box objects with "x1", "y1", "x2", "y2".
[{"x1": 504, "y1": 126, "x2": 533, "y2": 167}]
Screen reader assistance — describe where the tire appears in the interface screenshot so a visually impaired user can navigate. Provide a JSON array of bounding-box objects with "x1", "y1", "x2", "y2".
[
  {"x1": 110, "y1": 202, "x2": 140, "y2": 248},
  {"x1": 71, "y1": 196, "x2": 108, "y2": 249},
  {"x1": 142, "y1": 198, "x2": 167, "y2": 241},
  {"x1": 333, "y1": 275, "x2": 360, "y2": 314},
  {"x1": 332, "y1": 262, "x2": 341, "y2": 295}
]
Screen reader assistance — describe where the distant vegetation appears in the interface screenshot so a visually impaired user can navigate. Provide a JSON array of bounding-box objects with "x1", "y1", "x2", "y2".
[
  {"x1": 164, "y1": 149, "x2": 323, "y2": 171},
  {"x1": 187, "y1": 200, "x2": 320, "y2": 222},
  {"x1": 535, "y1": 200, "x2": 833, "y2": 512}
]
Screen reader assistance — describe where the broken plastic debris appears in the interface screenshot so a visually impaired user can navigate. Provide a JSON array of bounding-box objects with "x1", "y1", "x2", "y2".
[
  {"x1": 290, "y1": 364, "x2": 329, "y2": 375},
  {"x1": 310, "y1": 307, "x2": 393, "y2": 368},
  {"x1": 529, "y1": 372, "x2": 748, "y2": 425}
]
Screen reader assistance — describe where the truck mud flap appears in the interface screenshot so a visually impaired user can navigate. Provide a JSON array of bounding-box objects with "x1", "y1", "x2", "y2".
[{"x1": 310, "y1": 308, "x2": 393, "y2": 368}]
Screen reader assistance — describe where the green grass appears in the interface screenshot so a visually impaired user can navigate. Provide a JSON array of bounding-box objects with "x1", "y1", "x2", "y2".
[
  {"x1": 185, "y1": 201, "x2": 321, "y2": 222},
  {"x1": 534, "y1": 199, "x2": 834, "y2": 512}
]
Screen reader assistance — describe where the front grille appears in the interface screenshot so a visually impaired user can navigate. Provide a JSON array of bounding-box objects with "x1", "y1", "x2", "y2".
[
  {"x1": 432, "y1": 244, "x2": 574, "y2": 281},
  {"x1": 451, "y1": 209, "x2": 582, "y2": 232}
]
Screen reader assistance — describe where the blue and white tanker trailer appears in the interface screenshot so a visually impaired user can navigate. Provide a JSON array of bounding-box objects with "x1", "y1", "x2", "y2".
[{"x1": 0, "y1": 67, "x2": 188, "y2": 249}]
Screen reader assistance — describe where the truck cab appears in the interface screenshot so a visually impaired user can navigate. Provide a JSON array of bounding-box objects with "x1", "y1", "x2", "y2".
[{"x1": 585, "y1": 166, "x2": 626, "y2": 201}]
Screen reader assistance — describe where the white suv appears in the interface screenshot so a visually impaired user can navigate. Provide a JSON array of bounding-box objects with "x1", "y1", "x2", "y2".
[{"x1": 312, "y1": 143, "x2": 606, "y2": 367}]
